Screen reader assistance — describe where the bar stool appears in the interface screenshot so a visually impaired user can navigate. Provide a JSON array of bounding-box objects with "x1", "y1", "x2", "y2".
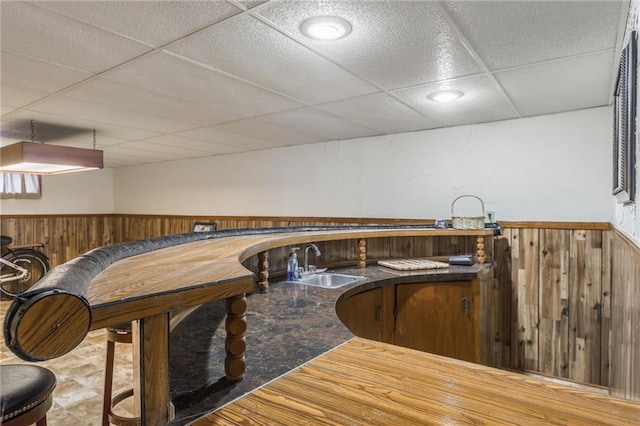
[
  {"x1": 0, "y1": 364, "x2": 56, "y2": 426},
  {"x1": 102, "y1": 323, "x2": 140, "y2": 426}
]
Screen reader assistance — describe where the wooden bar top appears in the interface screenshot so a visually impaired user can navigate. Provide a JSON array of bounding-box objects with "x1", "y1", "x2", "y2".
[
  {"x1": 87, "y1": 228, "x2": 492, "y2": 328},
  {"x1": 195, "y1": 337, "x2": 640, "y2": 425}
]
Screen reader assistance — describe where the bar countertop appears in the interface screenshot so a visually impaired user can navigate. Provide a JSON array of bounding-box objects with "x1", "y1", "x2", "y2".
[{"x1": 170, "y1": 264, "x2": 485, "y2": 424}]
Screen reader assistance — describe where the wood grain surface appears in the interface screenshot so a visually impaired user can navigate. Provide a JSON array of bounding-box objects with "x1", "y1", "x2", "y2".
[
  {"x1": 195, "y1": 338, "x2": 640, "y2": 426},
  {"x1": 86, "y1": 228, "x2": 493, "y2": 314}
]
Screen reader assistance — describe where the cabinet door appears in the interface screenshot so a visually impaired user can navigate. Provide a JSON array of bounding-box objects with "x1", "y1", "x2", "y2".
[
  {"x1": 395, "y1": 281, "x2": 479, "y2": 363},
  {"x1": 336, "y1": 288, "x2": 383, "y2": 341}
]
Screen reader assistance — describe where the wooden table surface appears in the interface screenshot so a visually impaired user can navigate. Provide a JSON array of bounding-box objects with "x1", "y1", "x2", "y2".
[{"x1": 195, "y1": 338, "x2": 640, "y2": 425}]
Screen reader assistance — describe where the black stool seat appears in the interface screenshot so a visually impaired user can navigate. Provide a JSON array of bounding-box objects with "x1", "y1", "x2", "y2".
[{"x1": 1, "y1": 364, "x2": 56, "y2": 425}]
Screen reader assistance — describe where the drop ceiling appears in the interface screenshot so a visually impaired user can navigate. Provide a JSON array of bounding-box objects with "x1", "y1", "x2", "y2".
[{"x1": 0, "y1": 0, "x2": 628, "y2": 168}]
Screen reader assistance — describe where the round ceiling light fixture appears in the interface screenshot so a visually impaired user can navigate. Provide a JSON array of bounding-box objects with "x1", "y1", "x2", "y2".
[
  {"x1": 427, "y1": 90, "x2": 464, "y2": 103},
  {"x1": 299, "y1": 16, "x2": 352, "y2": 40}
]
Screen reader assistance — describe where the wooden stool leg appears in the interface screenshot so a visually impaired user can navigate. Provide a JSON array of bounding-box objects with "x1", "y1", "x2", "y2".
[
  {"x1": 36, "y1": 417, "x2": 48, "y2": 426},
  {"x1": 102, "y1": 339, "x2": 116, "y2": 426}
]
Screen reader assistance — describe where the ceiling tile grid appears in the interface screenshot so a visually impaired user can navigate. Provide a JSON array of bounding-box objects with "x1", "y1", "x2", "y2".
[
  {"x1": 0, "y1": 1, "x2": 151, "y2": 74},
  {"x1": 0, "y1": 0, "x2": 628, "y2": 168},
  {"x1": 33, "y1": 0, "x2": 244, "y2": 48},
  {"x1": 256, "y1": 0, "x2": 483, "y2": 90},
  {"x1": 166, "y1": 14, "x2": 380, "y2": 104}
]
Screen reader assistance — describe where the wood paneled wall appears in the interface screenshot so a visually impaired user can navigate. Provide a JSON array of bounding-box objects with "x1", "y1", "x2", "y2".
[
  {"x1": 495, "y1": 227, "x2": 612, "y2": 390},
  {"x1": 0, "y1": 215, "x2": 114, "y2": 265},
  {"x1": 1, "y1": 214, "x2": 637, "y2": 400},
  {"x1": 609, "y1": 231, "x2": 640, "y2": 400}
]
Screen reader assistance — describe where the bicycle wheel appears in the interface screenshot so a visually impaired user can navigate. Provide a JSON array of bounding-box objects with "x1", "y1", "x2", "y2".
[{"x1": 0, "y1": 250, "x2": 49, "y2": 298}]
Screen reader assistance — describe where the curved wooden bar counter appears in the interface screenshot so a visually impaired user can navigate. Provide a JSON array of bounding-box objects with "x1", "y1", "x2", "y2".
[{"x1": 3, "y1": 226, "x2": 492, "y2": 425}]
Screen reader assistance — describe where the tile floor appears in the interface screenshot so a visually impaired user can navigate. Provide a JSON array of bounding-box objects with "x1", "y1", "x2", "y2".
[{"x1": 0, "y1": 300, "x2": 136, "y2": 425}]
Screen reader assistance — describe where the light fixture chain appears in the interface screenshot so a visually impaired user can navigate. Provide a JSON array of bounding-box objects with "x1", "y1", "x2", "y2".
[
  {"x1": 93, "y1": 129, "x2": 96, "y2": 150},
  {"x1": 30, "y1": 119, "x2": 36, "y2": 143}
]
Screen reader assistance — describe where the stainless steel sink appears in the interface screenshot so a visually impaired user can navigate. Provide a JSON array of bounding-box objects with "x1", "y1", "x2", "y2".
[{"x1": 286, "y1": 273, "x2": 365, "y2": 288}]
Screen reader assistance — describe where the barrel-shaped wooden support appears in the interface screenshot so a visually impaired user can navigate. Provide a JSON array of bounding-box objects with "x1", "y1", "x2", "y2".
[
  {"x1": 257, "y1": 251, "x2": 269, "y2": 293},
  {"x1": 4, "y1": 290, "x2": 91, "y2": 361},
  {"x1": 225, "y1": 294, "x2": 247, "y2": 381},
  {"x1": 358, "y1": 239, "x2": 367, "y2": 268},
  {"x1": 477, "y1": 236, "x2": 485, "y2": 264}
]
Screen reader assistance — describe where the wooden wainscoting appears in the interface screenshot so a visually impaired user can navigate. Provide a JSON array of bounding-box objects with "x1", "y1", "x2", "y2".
[
  {"x1": 494, "y1": 222, "x2": 640, "y2": 402},
  {"x1": 610, "y1": 230, "x2": 640, "y2": 401},
  {"x1": 0, "y1": 215, "x2": 114, "y2": 266},
  {"x1": 496, "y1": 226, "x2": 612, "y2": 389}
]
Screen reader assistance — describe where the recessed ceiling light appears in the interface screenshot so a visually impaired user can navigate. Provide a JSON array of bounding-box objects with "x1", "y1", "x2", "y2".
[
  {"x1": 427, "y1": 90, "x2": 464, "y2": 103},
  {"x1": 299, "y1": 16, "x2": 352, "y2": 40}
]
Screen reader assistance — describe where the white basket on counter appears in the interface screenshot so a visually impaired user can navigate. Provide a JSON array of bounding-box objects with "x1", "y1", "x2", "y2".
[{"x1": 451, "y1": 195, "x2": 485, "y2": 230}]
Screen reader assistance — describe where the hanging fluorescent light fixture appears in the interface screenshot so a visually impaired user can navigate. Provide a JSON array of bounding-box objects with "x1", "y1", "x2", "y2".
[
  {"x1": 0, "y1": 142, "x2": 103, "y2": 175},
  {"x1": 0, "y1": 124, "x2": 103, "y2": 175}
]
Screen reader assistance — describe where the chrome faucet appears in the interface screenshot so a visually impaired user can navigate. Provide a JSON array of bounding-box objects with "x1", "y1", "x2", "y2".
[{"x1": 303, "y1": 243, "x2": 321, "y2": 272}]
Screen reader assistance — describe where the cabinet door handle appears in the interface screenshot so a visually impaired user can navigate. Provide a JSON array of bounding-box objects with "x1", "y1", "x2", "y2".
[
  {"x1": 462, "y1": 296, "x2": 468, "y2": 316},
  {"x1": 375, "y1": 305, "x2": 382, "y2": 322}
]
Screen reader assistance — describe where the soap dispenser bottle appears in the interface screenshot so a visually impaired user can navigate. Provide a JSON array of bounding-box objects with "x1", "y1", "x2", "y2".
[{"x1": 287, "y1": 247, "x2": 300, "y2": 281}]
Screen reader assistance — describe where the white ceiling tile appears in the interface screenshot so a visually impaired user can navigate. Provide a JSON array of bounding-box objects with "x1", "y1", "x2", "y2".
[
  {"x1": 1, "y1": 52, "x2": 93, "y2": 93},
  {"x1": 214, "y1": 117, "x2": 325, "y2": 145},
  {"x1": 34, "y1": 1, "x2": 242, "y2": 48},
  {"x1": 61, "y1": 78, "x2": 242, "y2": 126},
  {"x1": 393, "y1": 75, "x2": 518, "y2": 127},
  {"x1": 1, "y1": 114, "x2": 95, "y2": 145},
  {"x1": 57, "y1": 134, "x2": 128, "y2": 148},
  {"x1": 259, "y1": 107, "x2": 379, "y2": 140},
  {"x1": 102, "y1": 153, "x2": 142, "y2": 168},
  {"x1": 0, "y1": 2, "x2": 150, "y2": 73},
  {"x1": 0, "y1": 116, "x2": 28, "y2": 145},
  {"x1": 139, "y1": 134, "x2": 242, "y2": 155},
  {"x1": 115, "y1": 140, "x2": 213, "y2": 158},
  {"x1": 1, "y1": 84, "x2": 50, "y2": 109},
  {"x1": 102, "y1": 149, "x2": 168, "y2": 166},
  {"x1": 239, "y1": 0, "x2": 269, "y2": 10},
  {"x1": 494, "y1": 51, "x2": 615, "y2": 117},
  {"x1": 105, "y1": 51, "x2": 303, "y2": 116},
  {"x1": 257, "y1": 0, "x2": 482, "y2": 90},
  {"x1": 317, "y1": 94, "x2": 439, "y2": 134},
  {"x1": 7, "y1": 109, "x2": 161, "y2": 141},
  {"x1": 167, "y1": 15, "x2": 378, "y2": 104},
  {"x1": 105, "y1": 143, "x2": 181, "y2": 162},
  {"x1": 1, "y1": 106, "x2": 17, "y2": 116},
  {"x1": 30, "y1": 96, "x2": 200, "y2": 134},
  {"x1": 442, "y1": 1, "x2": 622, "y2": 70},
  {"x1": 175, "y1": 126, "x2": 283, "y2": 151}
]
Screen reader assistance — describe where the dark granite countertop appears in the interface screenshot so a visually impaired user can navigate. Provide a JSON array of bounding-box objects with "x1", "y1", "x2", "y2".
[{"x1": 169, "y1": 263, "x2": 485, "y2": 425}]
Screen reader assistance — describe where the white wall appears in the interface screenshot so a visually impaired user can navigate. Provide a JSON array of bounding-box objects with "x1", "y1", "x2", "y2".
[
  {"x1": 0, "y1": 168, "x2": 113, "y2": 215},
  {"x1": 114, "y1": 107, "x2": 612, "y2": 222}
]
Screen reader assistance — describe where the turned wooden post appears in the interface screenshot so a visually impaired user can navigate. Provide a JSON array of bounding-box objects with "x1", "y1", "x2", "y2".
[
  {"x1": 225, "y1": 294, "x2": 247, "y2": 381},
  {"x1": 358, "y1": 239, "x2": 367, "y2": 268},
  {"x1": 476, "y1": 236, "x2": 485, "y2": 264},
  {"x1": 257, "y1": 251, "x2": 269, "y2": 293}
]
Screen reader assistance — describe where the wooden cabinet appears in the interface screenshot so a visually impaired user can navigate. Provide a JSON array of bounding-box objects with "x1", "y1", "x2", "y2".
[
  {"x1": 336, "y1": 279, "x2": 481, "y2": 363},
  {"x1": 336, "y1": 287, "x2": 383, "y2": 341},
  {"x1": 395, "y1": 281, "x2": 479, "y2": 363}
]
